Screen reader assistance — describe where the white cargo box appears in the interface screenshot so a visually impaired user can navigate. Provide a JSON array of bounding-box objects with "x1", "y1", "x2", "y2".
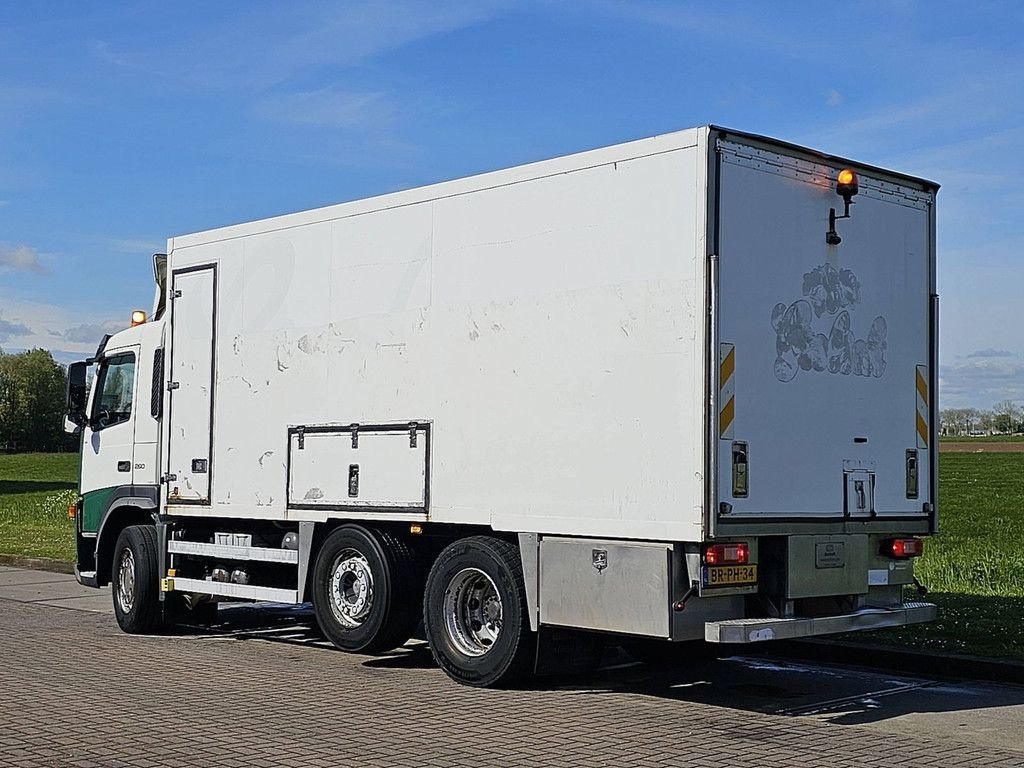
[{"x1": 161, "y1": 126, "x2": 937, "y2": 543}]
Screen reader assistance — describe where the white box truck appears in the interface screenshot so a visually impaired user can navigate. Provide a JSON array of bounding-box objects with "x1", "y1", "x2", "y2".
[{"x1": 65, "y1": 126, "x2": 938, "y2": 686}]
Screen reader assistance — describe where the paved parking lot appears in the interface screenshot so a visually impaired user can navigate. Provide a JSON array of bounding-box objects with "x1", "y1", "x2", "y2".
[{"x1": 3, "y1": 565, "x2": 1024, "y2": 768}]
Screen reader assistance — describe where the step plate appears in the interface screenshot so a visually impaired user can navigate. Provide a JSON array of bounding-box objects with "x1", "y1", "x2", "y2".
[
  {"x1": 168, "y1": 577, "x2": 298, "y2": 604},
  {"x1": 705, "y1": 601, "x2": 937, "y2": 643}
]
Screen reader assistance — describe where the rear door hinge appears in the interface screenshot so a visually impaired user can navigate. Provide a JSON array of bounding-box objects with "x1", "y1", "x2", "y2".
[{"x1": 167, "y1": 381, "x2": 180, "y2": 390}]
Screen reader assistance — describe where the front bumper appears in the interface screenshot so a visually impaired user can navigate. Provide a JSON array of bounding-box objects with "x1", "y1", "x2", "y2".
[
  {"x1": 705, "y1": 601, "x2": 936, "y2": 643},
  {"x1": 74, "y1": 564, "x2": 99, "y2": 588}
]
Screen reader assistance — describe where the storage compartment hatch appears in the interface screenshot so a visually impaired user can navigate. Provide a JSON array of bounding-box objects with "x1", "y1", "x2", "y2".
[{"x1": 287, "y1": 422, "x2": 430, "y2": 512}]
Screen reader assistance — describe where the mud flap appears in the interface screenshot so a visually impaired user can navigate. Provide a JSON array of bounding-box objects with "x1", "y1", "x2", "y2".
[{"x1": 533, "y1": 626, "x2": 604, "y2": 677}]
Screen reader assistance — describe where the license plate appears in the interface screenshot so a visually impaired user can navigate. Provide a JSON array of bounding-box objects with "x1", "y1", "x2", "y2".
[{"x1": 702, "y1": 564, "x2": 758, "y2": 587}]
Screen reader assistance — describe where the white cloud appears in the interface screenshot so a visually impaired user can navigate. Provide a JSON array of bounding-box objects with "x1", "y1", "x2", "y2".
[
  {"x1": 0, "y1": 317, "x2": 31, "y2": 342},
  {"x1": 90, "y1": 40, "x2": 128, "y2": 68},
  {"x1": 0, "y1": 295, "x2": 126, "y2": 355},
  {"x1": 254, "y1": 89, "x2": 396, "y2": 129},
  {"x1": 0, "y1": 244, "x2": 48, "y2": 275},
  {"x1": 102, "y1": 237, "x2": 163, "y2": 255},
  {"x1": 965, "y1": 348, "x2": 1013, "y2": 359},
  {"x1": 103, "y1": 2, "x2": 509, "y2": 91},
  {"x1": 825, "y1": 89, "x2": 842, "y2": 107},
  {"x1": 940, "y1": 356, "x2": 1024, "y2": 409},
  {"x1": 61, "y1": 321, "x2": 125, "y2": 344}
]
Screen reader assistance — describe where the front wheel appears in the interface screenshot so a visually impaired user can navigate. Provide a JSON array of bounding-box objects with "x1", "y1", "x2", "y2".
[
  {"x1": 311, "y1": 525, "x2": 421, "y2": 653},
  {"x1": 111, "y1": 525, "x2": 163, "y2": 634},
  {"x1": 423, "y1": 536, "x2": 534, "y2": 687}
]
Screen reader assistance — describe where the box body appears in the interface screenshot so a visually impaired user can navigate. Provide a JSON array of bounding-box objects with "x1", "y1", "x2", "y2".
[{"x1": 161, "y1": 126, "x2": 937, "y2": 545}]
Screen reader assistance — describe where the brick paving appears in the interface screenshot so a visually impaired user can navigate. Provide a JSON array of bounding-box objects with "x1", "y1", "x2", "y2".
[{"x1": 2, "y1": 600, "x2": 1023, "y2": 768}]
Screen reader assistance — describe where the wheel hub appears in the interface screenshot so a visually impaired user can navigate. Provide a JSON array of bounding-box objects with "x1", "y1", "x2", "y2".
[
  {"x1": 116, "y1": 547, "x2": 136, "y2": 614},
  {"x1": 444, "y1": 568, "x2": 503, "y2": 657},
  {"x1": 330, "y1": 550, "x2": 374, "y2": 628}
]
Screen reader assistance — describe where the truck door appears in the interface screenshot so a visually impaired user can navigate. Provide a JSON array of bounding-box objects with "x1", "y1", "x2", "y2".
[
  {"x1": 166, "y1": 265, "x2": 217, "y2": 504},
  {"x1": 714, "y1": 138, "x2": 935, "y2": 523},
  {"x1": 80, "y1": 348, "x2": 139, "y2": 529}
]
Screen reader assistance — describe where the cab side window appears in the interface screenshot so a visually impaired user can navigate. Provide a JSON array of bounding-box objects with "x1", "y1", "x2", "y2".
[{"x1": 91, "y1": 353, "x2": 136, "y2": 430}]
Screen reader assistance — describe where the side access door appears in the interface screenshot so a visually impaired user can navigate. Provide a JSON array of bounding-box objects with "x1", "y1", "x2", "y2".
[{"x1": 165, "y1": 264, "x2": 217, "y2": 505}]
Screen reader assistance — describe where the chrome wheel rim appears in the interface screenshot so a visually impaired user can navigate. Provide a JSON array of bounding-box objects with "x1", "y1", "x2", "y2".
[
  {"x1": 444, "y1": 568, "x2": 502, "y2": 657},
  {"x1": 116, "y1": 547, "x2": 136, "y2": 614},
  {"x1": 329, "y1": 548, "x2": 374, "y2": 629}
]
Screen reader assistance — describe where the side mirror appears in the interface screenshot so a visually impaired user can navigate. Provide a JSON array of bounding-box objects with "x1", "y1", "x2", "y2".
[{"x1": 65, "y1": 361, "x2": 89, "y2": 433}]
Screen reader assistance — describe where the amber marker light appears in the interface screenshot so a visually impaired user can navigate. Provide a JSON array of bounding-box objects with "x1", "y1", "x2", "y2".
[
  {"x1": 130, "y1": 310, "x2": 147, "y2": 326},
  {"x1": 836, "y1": 168, "x2": 859, "y2": 200}
]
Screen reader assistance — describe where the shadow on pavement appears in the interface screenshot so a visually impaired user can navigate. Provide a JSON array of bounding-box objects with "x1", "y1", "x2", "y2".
[{"x1": 182, "y1": 602, "x2": 1024, "y2": 728}]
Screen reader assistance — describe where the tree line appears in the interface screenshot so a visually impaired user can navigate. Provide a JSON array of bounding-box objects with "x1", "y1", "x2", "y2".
[
  {"x1": 940, "y1": 401, "x2": 1023, "y2": 436},
  {"x1": 0, "y1": 348, "x2": 76, "y2": 452}
]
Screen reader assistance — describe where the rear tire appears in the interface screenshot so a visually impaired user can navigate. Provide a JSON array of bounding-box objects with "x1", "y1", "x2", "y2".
[
  {"x1": 312, "y1": 525, "x2": 421, "y2": 653},
  {"x1": 111, "y1": 525, "x2": 164, "y2": 634},
  {"x1": 423, "y1": 536, "x2": 533, "y2": 688}
]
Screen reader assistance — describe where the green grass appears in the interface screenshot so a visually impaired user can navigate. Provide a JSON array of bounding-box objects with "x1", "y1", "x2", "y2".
[
  {"x1": 0, "y1": 453, "x2": 79, "y2": 561},
  {"x1": 919, "y1": 454, "x2": 1024, "y2": 595},
  {"x1": 850, "y1": 452, "x2": 1024, "y2": 658}
]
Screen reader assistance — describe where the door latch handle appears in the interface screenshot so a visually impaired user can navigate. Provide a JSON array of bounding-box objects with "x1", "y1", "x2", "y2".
[
  {"x1": 854, "y1": 480, "x2": 866, "y2": 510},
  {"x1": 117, "y1": 461, "x2": 131, "y2": 473}
]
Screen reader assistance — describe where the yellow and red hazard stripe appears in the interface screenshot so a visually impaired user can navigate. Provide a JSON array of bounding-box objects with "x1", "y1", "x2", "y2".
[
  {"x1": 720, "y1": 343, "x2": 735, "y2": 439},
  {"x1": 915, "y1": 365, "x2": 929, "y2": 448}
]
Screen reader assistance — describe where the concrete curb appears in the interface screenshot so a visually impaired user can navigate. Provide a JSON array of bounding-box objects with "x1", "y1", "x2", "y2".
[
  {"x1": 761, "y1": 638, "x2": 1024, "y2": 685},
  {"x1": 0, "y1": 554, "x2": 75, "y2": 575}
]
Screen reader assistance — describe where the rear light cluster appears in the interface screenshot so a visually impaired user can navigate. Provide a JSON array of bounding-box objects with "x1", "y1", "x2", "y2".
[
  {"x1": 885, "y1": 538, "x2": 924, "y2": 559},
  {"x1": 704, "y1": 542, "x2": 749, "y2": 565}
]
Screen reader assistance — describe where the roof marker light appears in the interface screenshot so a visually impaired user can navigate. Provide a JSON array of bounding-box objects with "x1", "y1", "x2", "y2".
[
  {"x1": 836, "y1": 168, "x2": 859, "y2": 201},
  {"x1": 131, "y1": 310, "x2": 147, "y2": 326}
]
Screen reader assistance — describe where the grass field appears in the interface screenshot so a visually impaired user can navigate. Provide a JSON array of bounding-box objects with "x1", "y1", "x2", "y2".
[
  {"x1": 855, "y1": 452, "x2": 1024, "y2": 658},
  {"x1": 0, "y1": 453, "x2": 78, "y2": 561},
  {"x1": 1, "y1": 451, "x2": 1022, "y2": 659}
]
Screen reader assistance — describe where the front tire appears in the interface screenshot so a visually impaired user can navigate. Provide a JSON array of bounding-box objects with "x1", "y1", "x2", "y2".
[
  {"x1": 311, "y1": 525, "x2": 420, "y2": 654},
  {"x1": 423, "y1": 536, "x2": 533, "y2": 688},
  {"x1": 111, "y1": 525, "x2": 163, "y2": 634}
]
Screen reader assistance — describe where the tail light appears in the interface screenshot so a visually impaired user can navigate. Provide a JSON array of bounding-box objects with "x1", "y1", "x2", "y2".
[
  {"x1": 885, "y1": 538, "x2": 924, "y2": 559},
  {"x1": 705, "y1": 542, "x2": 749, "y2": 565}
]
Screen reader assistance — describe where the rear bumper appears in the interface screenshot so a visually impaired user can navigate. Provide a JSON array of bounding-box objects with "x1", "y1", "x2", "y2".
[{"x1": 705, "y1": 601, "x2": 936, "y2": 643}]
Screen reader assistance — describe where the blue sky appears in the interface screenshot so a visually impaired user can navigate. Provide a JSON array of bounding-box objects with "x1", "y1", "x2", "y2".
[{"x1": 1, "y1": 1, "x2": 1021, "y2": 409}]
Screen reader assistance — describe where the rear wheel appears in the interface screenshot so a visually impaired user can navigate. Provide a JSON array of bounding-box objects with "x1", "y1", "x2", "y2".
[
  {"x1": 312, "y1": 525, "x2": 420, "y2": 653},
  {"x1": 424, "y1": 536, "x2": 533, "y2": 687},
  {"x1": 111, "y1": 525, "x2": 164, "y2": 634}
]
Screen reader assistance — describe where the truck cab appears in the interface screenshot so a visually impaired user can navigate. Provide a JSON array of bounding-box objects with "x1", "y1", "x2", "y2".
[{"x1": 67, "y1": 311, "x2": 165, "y2": 588}]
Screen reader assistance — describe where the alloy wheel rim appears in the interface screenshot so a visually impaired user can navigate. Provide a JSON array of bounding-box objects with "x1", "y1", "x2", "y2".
[
  {"x1": 443, "y1": 567, "x2": 502, "y2": 657},
  {"x1": 329, "y1": 548, "x2": 375, "y2": 629},
  {"x1": 116, "y1": 547, "x2": 136, "y2": 614}
]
